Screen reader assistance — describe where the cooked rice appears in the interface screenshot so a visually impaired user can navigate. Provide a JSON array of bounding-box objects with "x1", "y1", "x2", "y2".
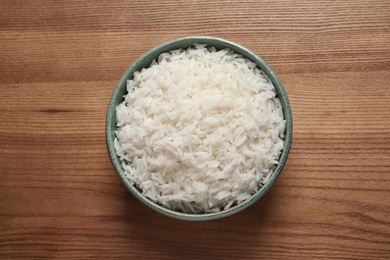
[{"x1": 115, "y1": 44, "x2": 285, "y2": 213}]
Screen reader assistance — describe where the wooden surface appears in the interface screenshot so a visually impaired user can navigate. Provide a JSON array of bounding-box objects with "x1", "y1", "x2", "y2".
[{"x1": 1, "y1": 0, "x2": 389, "y2": 259}]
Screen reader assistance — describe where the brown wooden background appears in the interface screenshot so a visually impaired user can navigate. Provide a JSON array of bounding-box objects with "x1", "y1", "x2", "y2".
[{"x1": 1, "y1": 0, "x2": 389, "y2": 259}]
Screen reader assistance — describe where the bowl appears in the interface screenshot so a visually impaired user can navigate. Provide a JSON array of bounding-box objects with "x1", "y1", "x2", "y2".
[{"x1": 106, "y1": 36, "x2": 292, "y2": 221}]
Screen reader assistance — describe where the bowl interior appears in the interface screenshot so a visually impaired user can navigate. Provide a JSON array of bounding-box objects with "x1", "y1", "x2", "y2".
[{"x1": 106, "y1": 36, "x2": 292, "y2": 221}]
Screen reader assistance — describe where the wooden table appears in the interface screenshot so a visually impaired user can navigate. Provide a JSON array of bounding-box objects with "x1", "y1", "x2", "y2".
[{"x1": 1, "y1": 0, "x2": 389, "y2": 259}]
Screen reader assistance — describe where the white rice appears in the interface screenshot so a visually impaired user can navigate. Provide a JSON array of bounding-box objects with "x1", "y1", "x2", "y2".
[{"x1": 115, "y1": 44, "x2": 285, "y2": 213}]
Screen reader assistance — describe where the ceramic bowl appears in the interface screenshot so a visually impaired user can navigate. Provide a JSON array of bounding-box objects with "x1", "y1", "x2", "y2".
[{"x1": 106, "y1": 36, "x2": 292, "y2": 221}]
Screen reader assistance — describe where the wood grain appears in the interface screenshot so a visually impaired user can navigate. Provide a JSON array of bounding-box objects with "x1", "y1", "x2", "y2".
[{"x1": 1, "y1": 0, "x2": 389, "y2": 259}]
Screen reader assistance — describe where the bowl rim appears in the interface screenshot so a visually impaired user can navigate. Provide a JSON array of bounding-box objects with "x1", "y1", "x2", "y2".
[{"x1": 106, "y1": 36, "x2": 293, "y2": 221}]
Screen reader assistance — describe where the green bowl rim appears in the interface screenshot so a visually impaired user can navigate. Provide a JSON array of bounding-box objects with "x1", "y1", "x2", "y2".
[{"x1": 106, "y1": 36, "x2": 293, "y2": 221}]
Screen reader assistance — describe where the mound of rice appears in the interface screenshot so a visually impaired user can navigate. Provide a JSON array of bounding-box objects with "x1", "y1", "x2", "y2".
[{"x1": 115, "y1": 44, "x2": 285, "y2": 213}]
